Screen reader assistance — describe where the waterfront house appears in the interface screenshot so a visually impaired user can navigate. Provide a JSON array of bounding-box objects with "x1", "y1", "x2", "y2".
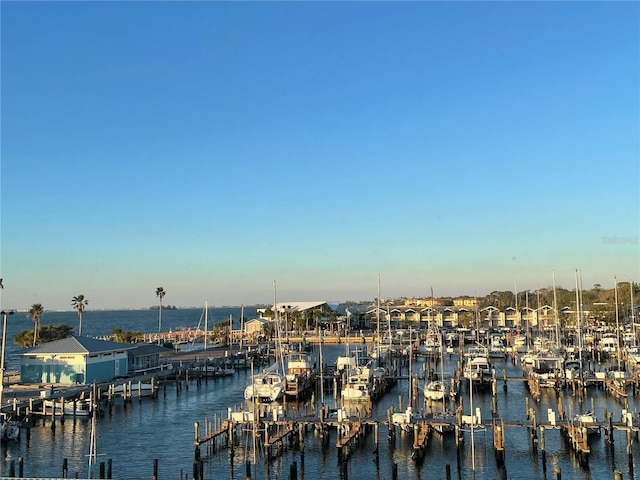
[
  {"x1": 244, "y1": 318, "x2": 267, "y2": 337},
  {"x1": 127, "y1": 343, "x2": 174, "y2": 374},
  {"x1": 20, "y1": 336, "x2": 134, "y2": 385}
]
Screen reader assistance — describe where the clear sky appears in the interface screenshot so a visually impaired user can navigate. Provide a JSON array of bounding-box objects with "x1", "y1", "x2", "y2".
[{"x1": 1, "y1": 1, "x2": 638, "y2": 311}]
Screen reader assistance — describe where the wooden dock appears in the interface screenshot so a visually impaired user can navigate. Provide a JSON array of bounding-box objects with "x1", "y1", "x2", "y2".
[
  {"x1": 191, "y1": 409, "x2": 640, "y2": 470},
  {"x1": 493, "y1": 418, "x2": 505, "y2": 466},
  {"x1": 194, "y1": 420, "x2": 229, "y2": 447},
  {"x1": 336, "y1": 420, "x2": 364, "y2": 461},
  {"x1": 412, "y1": 421, "x2": 430, "y2": 461},
  {"x1": 563, "y1": 423, "x2": 590, "y2": 466}
]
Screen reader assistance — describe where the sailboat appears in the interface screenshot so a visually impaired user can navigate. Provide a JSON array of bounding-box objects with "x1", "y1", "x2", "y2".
[
  {"x1": 427, "y1": 330, "x2": 456, "y2": 434},
  {"x1": 244, "y1": 282, "x2": 285, "y2": 403},
  {"x1": 424, "y1": 379, "x2": 449, "y2": 401},
  {"x1": 424, "y1": 332, "x2": 450, "y2": 402}
]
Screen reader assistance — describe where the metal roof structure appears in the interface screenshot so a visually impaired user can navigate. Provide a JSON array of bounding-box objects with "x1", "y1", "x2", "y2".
[
  {"x1": 274, "y1": 301, "x2": 328, "y2": 312},
  {"x1": 127, "y1": 343, "x2": 173, "y2": 356},
  {"x1": 22, "y1": 336, "x2": 135, "y2": 355}
]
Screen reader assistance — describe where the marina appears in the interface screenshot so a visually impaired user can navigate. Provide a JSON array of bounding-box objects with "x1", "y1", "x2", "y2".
[{"x1": 0, "y1": 307, "x2": 639, "y2": 479}]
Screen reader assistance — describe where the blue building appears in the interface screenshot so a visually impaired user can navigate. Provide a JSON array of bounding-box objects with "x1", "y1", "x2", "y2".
[{"x1": 20, "y1": 336, "x2": 133, "y2": 385}]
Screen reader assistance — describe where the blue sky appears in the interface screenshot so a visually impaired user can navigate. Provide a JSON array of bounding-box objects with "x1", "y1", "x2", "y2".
[{"x1": 1, "y1": 2, "x2": 638, "y2": 311}]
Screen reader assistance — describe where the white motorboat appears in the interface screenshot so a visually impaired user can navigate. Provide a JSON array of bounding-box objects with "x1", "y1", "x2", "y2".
[
  {"x1": 341, "y1": 365, "x2": 373, "y2": 403},
  {"x1": 113, "y1": 381, "x2": 156, "y2": 398},
  {"x1": 431, "y1": 410, "x2": 457, "y2": 434},
  {"x1": 283, "y1": 352, "x2": 315, "y2": 399},
  {"x1": 0, "y1": 414, "x2": 19, "y2": 441},
  {"x1": 563, "y1": 359, "x2": 595, "y2": 388},
  {"x1": 244, "y1": 364, "x2": 284, "y2": 402},
  {"x1": 391, "y1": 406, "x2": 422, "y2": 432},
  {"x1": 528, "y1": 352, "x2": 564, "y2": 388},
  {"x1": 204, "y1": 360, "x2": 236, "y2": 377},
  {"x1": 626, "y1": 346, "x2": 640, "y2": 366},
  {"x1": 574, "y1": 411, "x2": 601, "y2": 436},
  {"x1": 606, "y1": 365, "x2": 630, "y2": 380},
  {"x1": 463, "y1": 346, "x2": 493, "y2": 391},
  {"x1": 488, "y1": 333, "x2": 506, "y2": 358},
  {"x1": 43, "y1": 398, "x2": 93, "y2": 417},
  {"x1": 600, "y1": 334, "x2": 619, "y2": 355}
]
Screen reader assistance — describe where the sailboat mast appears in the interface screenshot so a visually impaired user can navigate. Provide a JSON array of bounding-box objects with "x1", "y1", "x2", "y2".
[
  {"x1": 377, "y1": 274, "x2": 381, "y2": 353},
  {"x1": 631, "y1": 278, "x2": 637, "y2": 346},
  {"x1": 430, "y1": 286, "x2": 434, "y2": 332},
  {"x1": 552, "y1": 271, "x2": 560, "y2": 348},
  {"x1": 273, "y1": 281, "x2": 285, "y2": 376},
  {"x1": 470, "y1": 359, "x2": 476, "y2": 472},
  {"x1": 574, "y1": 270, "x2": 583, "y2": 367},
  {"x1": 408, "y1": 326, "x2": 412, "y2": 408},
  {"x1": 250, "y1": 361, "x2": 257, "y2": 465},
  {"x1": 204, "y1": 301, "x2": 208, "y2": 351},
  {"x1": 514, "y1": 282, "x2": 519, "y2": 334},
  {"x1": 87, "y1": 384, "x2": 98, "y2": 478},
  {"x1": 440, "y1": 329, "x2": 446, "y2": 414},
  {"x1": 614, "y1": 276, "x2": 621, "y2": 370},
  {"x1": 525, "y1": 289, "x2": 529, "y2": 345},
  {"x1": 536, "y1": 287, "x2": 541, "y2": 334},
  {"x1": 240, "y1": 304, "x2": 245, "y2": 350},
  {"x1": 319, "y1": 328, "x2": 325, "y2": 404}
]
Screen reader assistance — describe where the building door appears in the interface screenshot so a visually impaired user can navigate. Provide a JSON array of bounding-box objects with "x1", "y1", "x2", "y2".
[{"x1": 115, "y1": 359, "x2": 120, "y2": 377}]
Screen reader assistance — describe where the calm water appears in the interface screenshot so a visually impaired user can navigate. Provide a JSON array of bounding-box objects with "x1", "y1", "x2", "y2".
[{"x1": 1, "y1": 309, "x2": 639, "y2": 479}]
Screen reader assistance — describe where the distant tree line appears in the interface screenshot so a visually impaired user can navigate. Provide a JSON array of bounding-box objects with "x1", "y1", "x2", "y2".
[
  {"x1": 149, "y1": 305, "x2": 177, "y2": 310},
  {"x1": 14, "y1": 324, "x2": 74, "y2": 347}
]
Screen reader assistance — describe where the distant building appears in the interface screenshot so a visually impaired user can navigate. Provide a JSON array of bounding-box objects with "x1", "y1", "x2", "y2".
[
  {"x1": 244, "y1": 318, "x2": 267, "y2": 336},
  {"x1": 453, "y1": 297, "x2": 478, "y2": 308},
  {"x1": 415, "y1": 298, "x2": 444, "y2": 307}
]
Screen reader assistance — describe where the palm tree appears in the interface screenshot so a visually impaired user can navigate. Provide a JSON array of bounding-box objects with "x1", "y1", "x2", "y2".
[
  {"x1": 71, "y1": 294, "x2": 88, "y2": 336},
  {"x1": 155, "y1": 287, "x2": 166, "y2": 345},
  {"x1": 27, "y1": 303, "x2": 44, "y2": 346}
]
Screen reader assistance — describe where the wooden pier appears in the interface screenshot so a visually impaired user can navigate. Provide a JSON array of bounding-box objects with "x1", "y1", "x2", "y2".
[
  {"x1": 493, "y1": 418, "x2": 505, "y2": 467},
  {"x1": 191, "y1": 406, "x2": 640, "y2": 473},
  {"x1": 412, "y1": 421, "x2": 430, "y2": 461},
  {"x1": 336, "y1": 420, "x2": 364, "y2": 461},
  {"x1": 562, "y1": 423, "x2": 590, "y2": 466}
]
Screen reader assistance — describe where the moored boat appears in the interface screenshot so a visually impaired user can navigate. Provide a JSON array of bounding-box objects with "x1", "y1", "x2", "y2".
[
  {"x1": 463, "y1": 346, "x2": 493, "y2": 391},
  {"x1": 625, "y1": 346, "x2": 640, "y2": 366},
  {"x1": 0, "y1": 414, "x2": 19, "y2": 442},
  {"x1": 341, "y1": 365, "x2": 373, "y2": 403},
  {"x1": 424, "y1": 379, "x2": 449, "y2": 402},
  {"x1": 574, "y1": 411, "x2": 601, "y2": 436},
  {"x1": 488, "y1": 333, "x2": 507, "y2": 358},
  {"x1": 112, "y1": 381, "x2": 157, "y2": 398},
  {"x1": 527, "y1": 352, "x2": 564, "y2": 388},
  {"x1": 283, "y1": 352, "x2": 316, "y2": 399},
  {"x1": 244, "y1": 364, "x2": 284, "y2": 402},
  {"x1": 43, "y1": 397, "x2": 93, "y2": 417},
  {"x1": 432, "y1": 410, "x2": 457, "y2": 434}
]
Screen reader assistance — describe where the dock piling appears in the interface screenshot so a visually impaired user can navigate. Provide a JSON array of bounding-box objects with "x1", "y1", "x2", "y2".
[{"x1": 540, "y1": 426, "x2": 546, "y2": 473}]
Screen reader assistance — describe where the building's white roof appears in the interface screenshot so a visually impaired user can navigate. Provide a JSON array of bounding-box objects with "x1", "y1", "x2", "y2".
[{"x1": 274, "y1": 301, "x2": 327, "y2": 312}]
